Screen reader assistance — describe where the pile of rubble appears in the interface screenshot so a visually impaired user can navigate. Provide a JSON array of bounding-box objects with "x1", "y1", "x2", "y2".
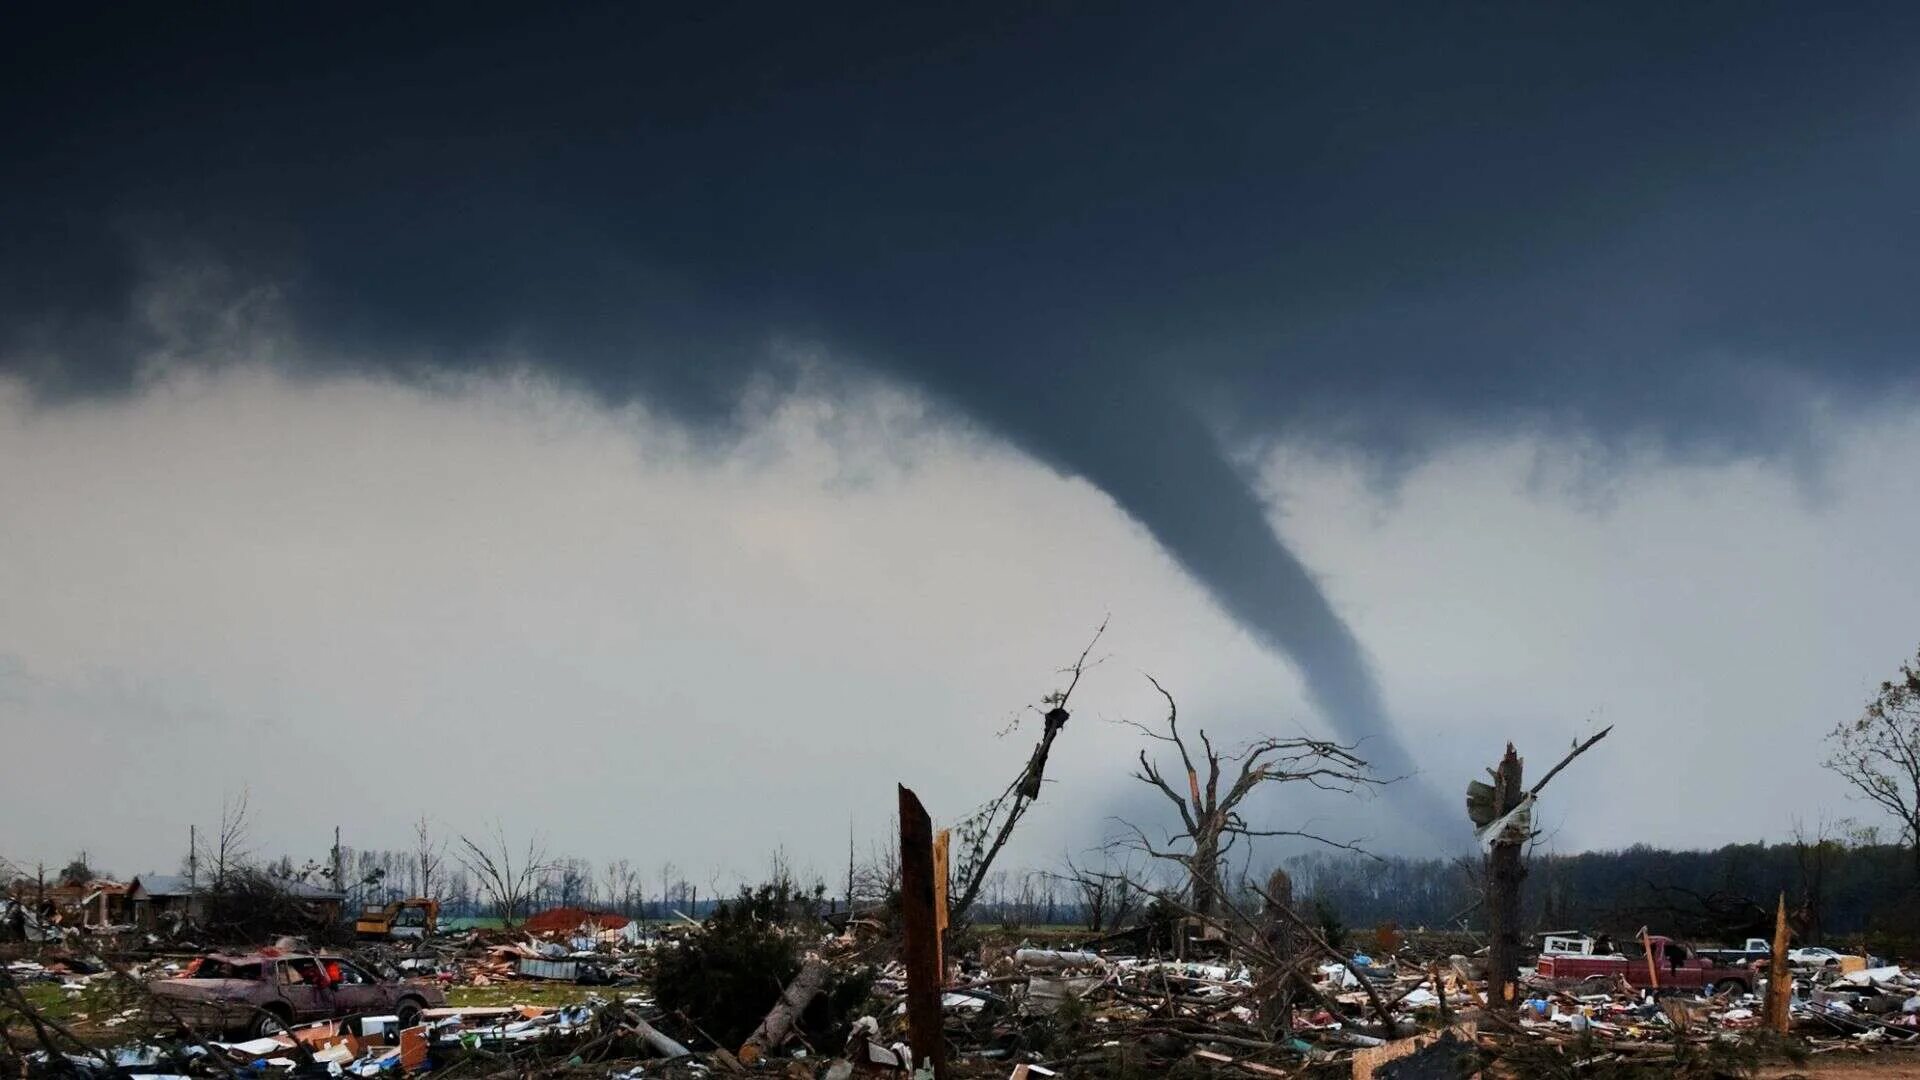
[{"x1": 16, "y1": 915, "x2": 1920, "y2": 1079}]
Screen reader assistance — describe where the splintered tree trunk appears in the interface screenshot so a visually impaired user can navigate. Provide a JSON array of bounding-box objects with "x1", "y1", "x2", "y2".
[
  {"x1": 1260, "y1": 869, "x2": 1302, "y2": 1035},
  {"x1": 899, "y1": 785, "x2": 947, "y2": 1080},
  {"x1": 738, "y1": 957, "x2": 829, "y2": 1064},
  {"x1": 1191, "y1": 827, "x2": 1221, "y2": 919},
  {"x1": 1486, "y1": 745, "x2": 1527, "y2": 1006},
  {"x1": 1765, "y1": 893, "x2": 1792, "y2": 1033}
]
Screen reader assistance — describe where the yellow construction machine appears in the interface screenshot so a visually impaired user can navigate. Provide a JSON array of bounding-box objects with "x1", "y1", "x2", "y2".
[{"x1": 355, "y1": 897, "x2": 439, "y2": 940}]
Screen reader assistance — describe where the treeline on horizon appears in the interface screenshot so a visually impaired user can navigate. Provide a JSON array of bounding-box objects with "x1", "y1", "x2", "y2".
[
  {"x1": 306, "y1": 836, "x2": 1920, "y2": 951},
  {"x1": 1280, "y1": 839, "x2": 1920, "y2": 949},
  {"x1": 28, "y1": 837, "x2": 1920, "y2": 953}
]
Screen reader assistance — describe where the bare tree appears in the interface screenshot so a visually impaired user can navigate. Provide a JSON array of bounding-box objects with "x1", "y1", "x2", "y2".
[
  {"x1": 852, "y1": 815, "x2": 902, "y2": 906},
  {"x1": 766, "y1": 845, "x2": 795, "y2": 893},
  {"x1": 1110, "y1": 867, "x2": 1142, "y2": 930},
  {"x1": 556, "y1": 857, "x2": 592, "y2": 907},
  {"x1": 412, "y1": 815, "x2": 444, "y2": 902},
  {"x1": 1116, "y1": 676, "x2": 1388, "y2": 919},
  {"x1": 1790, "y1": 815, "x2": 1853, "y2": 944},
  {"x1": 655, "y1": 860, "x2": 678, "y2": 919},
  {"x1": 455, "y1": 825, "x2": 554, "y2": 927},
  {"x1": 1825, "y1": 644, "x2": 1920, "y2": 877},
  {"x1": 603, "y1": 859, "x2": 636, "y2": 916},
  {"x1": 200, "y1": 789, "x2": 254, "y2": 888},
  {"x1": 1053, "y1": 853, "x2": 1143, "y2": 932}
]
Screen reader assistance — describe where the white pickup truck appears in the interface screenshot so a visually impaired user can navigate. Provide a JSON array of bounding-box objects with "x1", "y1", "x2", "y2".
[{"x1": 1693, "y1": 938, "x2": 1772, "y2": 965}]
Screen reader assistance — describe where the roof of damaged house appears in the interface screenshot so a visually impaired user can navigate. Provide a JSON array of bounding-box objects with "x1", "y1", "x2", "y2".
[
  {"x1": 129, "y1": 874, "x2": 198, "y2": 898},
  {"x1": 128, "y1": 875, "x2": 195, "y2": 898},
  {"x1": 3, "y1": 880, "x2": 121, "y2": 902}
]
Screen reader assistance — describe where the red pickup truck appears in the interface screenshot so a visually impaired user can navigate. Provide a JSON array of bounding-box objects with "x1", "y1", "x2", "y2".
[{"x1": 1531, "y1": 935, "x2": 1756, "y2": 995}]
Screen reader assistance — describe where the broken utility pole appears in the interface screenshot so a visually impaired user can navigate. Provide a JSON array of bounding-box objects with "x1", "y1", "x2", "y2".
[
  {"x1": 899, "y1": 785, "x2": 947, "y2": 1080},
  {"x1": 1467, "y1": 726, "x2": 1612, "y2": 1007},
  {"x1": 933, "y1": 828, "x2": 951, "y2": 982}
]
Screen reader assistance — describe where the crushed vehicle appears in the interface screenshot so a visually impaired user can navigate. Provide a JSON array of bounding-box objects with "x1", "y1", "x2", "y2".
[
  {"x1": 146, "y1": 952, "x2": 447, "y2": 1036},
  {"x1": 1529, "y1": 934, "x2": 1757, "y2": 995}
]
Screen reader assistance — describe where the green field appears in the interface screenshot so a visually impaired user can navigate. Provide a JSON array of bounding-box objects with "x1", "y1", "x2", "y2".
[
  {"x1": 444, "y1": 982, "x2": 608, "y2": 1009},
  {"x1": 7, "y1": 977, "x2": 143, "y2": 1039}
]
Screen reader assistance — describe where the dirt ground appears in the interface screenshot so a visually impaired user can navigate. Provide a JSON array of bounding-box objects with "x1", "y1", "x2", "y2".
[{"x1": 1758, "y1": 1054, "x2": 1920, "y2": 1077}]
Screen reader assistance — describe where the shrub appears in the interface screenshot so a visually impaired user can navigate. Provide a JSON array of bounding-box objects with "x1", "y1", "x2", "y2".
[{"x1": 652, "y1": 883, "x2": 871, "y2": 1051}]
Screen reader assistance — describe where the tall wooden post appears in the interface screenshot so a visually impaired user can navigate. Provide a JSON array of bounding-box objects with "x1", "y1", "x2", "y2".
[
  {"x1": 932, "y1": 828, "x2": 951, "y2": 985},
  {"x1": 899, "y1": 786, "x2": 946, "y2": 1080},
  {"x1": 1766, "y1": 893, "x2": 1792, "y2": 1032},
  {"x1": 1485, "y1": 745, "x2": 1527, "y2": 1007}
]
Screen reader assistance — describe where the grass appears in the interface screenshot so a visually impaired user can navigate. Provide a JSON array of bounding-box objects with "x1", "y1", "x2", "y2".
[
  {"x1": 438, "y1": 917, "x2": 507, "y2": 931},
  {"x1": 7, "y1": 979, "x2": 611, "y2": 1049},
  {"x1": 15, "y1": 981, "x2": 80, "y2": 1021},
  {"x1": 5, "y1": 977, "x2": 144, "y2": 1045},
  {"x1": 12, "y1": 978, "x2": 136, "y2": 1024},
  {"x1": 444, "y1": 982, "x2": 608, "y2": 1010}
]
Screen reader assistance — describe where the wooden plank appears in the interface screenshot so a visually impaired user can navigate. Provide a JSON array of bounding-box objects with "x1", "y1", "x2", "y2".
[
  {"x1": 398, "y1": 1025, "x2": 428, "y2": 1072},
  {"x1": 1351, "y1": 1023, "x2": 1475, "y2": 1080}
]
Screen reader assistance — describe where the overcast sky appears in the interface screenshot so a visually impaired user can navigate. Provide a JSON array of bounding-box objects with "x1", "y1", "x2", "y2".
[{"x1": 4, "y1": 4, "x2": 1920, "y2": 884}]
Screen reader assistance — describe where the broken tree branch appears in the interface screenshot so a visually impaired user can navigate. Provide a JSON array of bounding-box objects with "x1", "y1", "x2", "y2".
[
  {"x1": 951, "y1": 619, "x2": 1106, "y2": 919},
  {"x1": 1528, "y1": 725, "x2": 1614, "y2": 800}
]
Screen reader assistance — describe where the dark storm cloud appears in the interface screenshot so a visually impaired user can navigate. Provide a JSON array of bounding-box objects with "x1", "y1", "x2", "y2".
[{"x1": 6, "y1": 2, "x2": 1920, "y2": 831}]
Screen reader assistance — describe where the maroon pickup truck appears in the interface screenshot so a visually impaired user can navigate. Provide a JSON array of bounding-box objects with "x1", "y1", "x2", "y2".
[
  {"x1": 1530, "y1": 935, "x2": 1756, "y2": 996},
  {"x1": 147, "y1": 952, "x2": 446, "y2": 1037}
]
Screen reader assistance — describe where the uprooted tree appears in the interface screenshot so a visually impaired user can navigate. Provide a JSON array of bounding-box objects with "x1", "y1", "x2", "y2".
[
  {"x1": 1824, "y1": 643, "x2": 1920, "y2": 879},
  {"x1": 1115, "y1": 675, "x2": 1390, "y2": 920}
]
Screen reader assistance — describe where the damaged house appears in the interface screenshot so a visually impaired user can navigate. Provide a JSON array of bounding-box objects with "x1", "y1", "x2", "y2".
[{"x1": 127, "y1": 875, "x2": 206, "y2": 929}]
